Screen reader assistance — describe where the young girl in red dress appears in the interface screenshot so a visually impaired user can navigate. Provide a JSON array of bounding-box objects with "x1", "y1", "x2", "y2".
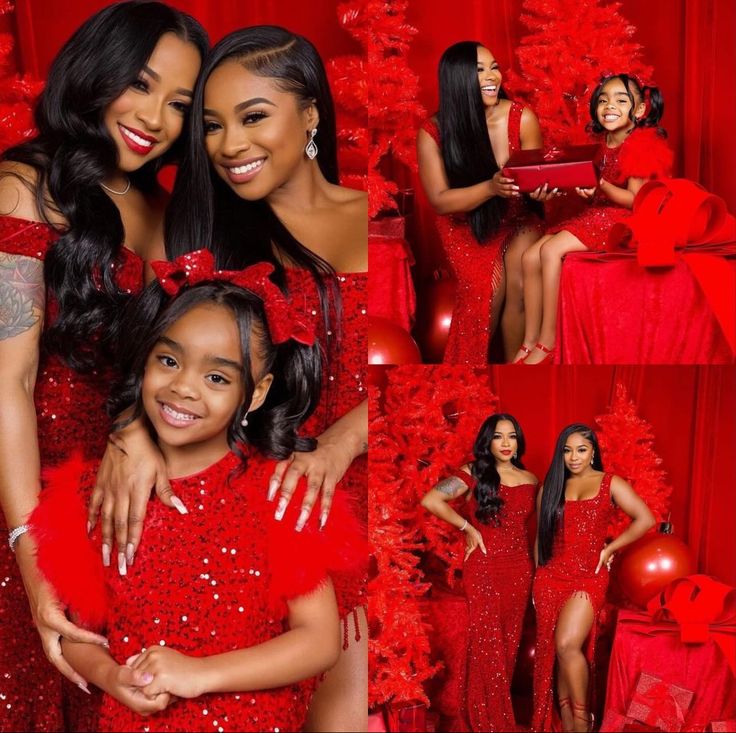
[
  {"x1": 532, "y1": 424, "x2": 655, "y2": 732},
  {"x1": 29, "y1": 250, "x2": 364, "y2": 732},
  {"x1": 421, "y1": 414, "x2": 537, "y2": 732},
  {"x1": 517, "y1": 73, "x2": 674, "y2": 364}
]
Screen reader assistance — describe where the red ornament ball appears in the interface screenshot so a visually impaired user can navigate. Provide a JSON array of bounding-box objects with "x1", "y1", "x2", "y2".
[
  {"x1": 367, "y1": 316, "x2": 421, "y2": 365},
  {"x1": 613, "y1": 528, "x2": 695, "y2": 608},
  {"x1": 413, "y1": 277, "x2": 455, "y2": 364}
]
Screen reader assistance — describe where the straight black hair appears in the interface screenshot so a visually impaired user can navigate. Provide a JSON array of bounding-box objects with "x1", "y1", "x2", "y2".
[
  {"x1": 588, "y1": 73, "x2": 666, "y2": 138},
  {"x1": 437, "y1": 40, "x2": 508, "y2": 244},
  {"x1": 537, "y1": 424, "x2": 604, "y2": 566},
  {"x1": 1, "y1": 1, "x2": 208, "y2": 370},
  {"x1": 471, "y1": 413, "x2": 526, "y2": 525},
  {"x1": 110, "y1": 280, "x2": 322, "y2": 460}
]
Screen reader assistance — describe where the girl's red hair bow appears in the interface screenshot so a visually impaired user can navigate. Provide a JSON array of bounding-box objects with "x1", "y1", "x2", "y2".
[{"x1": 150, "y1": 249, "x2": 315, "y2": 346}]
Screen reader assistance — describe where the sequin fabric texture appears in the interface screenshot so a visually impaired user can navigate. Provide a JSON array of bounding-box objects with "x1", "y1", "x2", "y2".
[
  {"x1": 285, "y1": 269, "x2": 367, "y2": 623},
  {"x1": 548, "y1": 127, "x2": 673, "y2": 249},
  {"x1": 422, "y1": 103, "x2": 538, "y2": 365},
  {"x1": 59, "y1": 450, "x2": 345, "y2": 733},
  {"x1": 532, "y1": 473, "x2": 615, "y2": 732},
  {"x1": 0, "y1": 216, "x2": 143, "y2": 733},
  {"x1": 461, "y1": 477, "x2": 536, "y2": 732}
]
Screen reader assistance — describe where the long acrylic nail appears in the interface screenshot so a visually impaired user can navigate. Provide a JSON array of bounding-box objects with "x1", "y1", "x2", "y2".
[
  {"x1": 117, "y1": 552, "x2": 127, "y2": 576},
  {"x1": 170, "y1": 495, "x2": 188, "y2": 515},
  {"x1": 102, "y1": 543, "x2": 111, "y2": 567},
  {"x1": 77, "y1": 681, "x2": 91, "y2": 695},
  {"x1": 86, "y1": 521, "x2": 92, "y2": 535},
  {"x1": 295, "y1": 508, "x2": 309, "y2": 532},
  {"x1": 319, "y1": 511, "x2": 328, "y2": 530},
  {"x1": 274, "y1": 497, "x2": 287, "y2": 521},
  {"x1": 267, "y1": 478, "x2": 279, "y2": 502},
  {"x1": 126, "y1": 543, "x2": 135, "y2": 566}
]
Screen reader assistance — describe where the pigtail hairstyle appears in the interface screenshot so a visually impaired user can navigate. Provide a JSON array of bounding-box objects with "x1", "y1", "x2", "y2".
[
  {"x1": 537, "y1": 423, "x2": 604, "y2": 566},
  {"x1": 471, "y1": 413, "x2": 526, "y2": 525},
  {"x1": 437, "y1": 41, "x2": 508, "y2": 244},
  {"x1": 588, "y1": 73, "x2": 667, "y2": 138},
  {"x1": 110, "y1": 280, "x2": 321, "y2": 461},
  {"x1": 1, "y1": 2, "x2": 208, "y2": 370}
]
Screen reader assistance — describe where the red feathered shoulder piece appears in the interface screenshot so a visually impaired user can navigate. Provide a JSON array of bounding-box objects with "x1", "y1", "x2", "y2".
[
  {"x1": 263, "y1": 475, "x2": 368, "y2": 614},
  {"x1": 618, "y1": 127, "x2": 674, "y2": 181},
  {"x1": 28, "y1": 454, "x2": 108, "y2": 631}
]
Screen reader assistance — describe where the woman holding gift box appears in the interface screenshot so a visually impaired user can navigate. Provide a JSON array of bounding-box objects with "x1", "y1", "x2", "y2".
[
  {"x1": 533, "y1": 424, "x2": 655, "y2": 732},
  {"x1": 421, "y1": 414, "x2": 537, "y2": 731},
  {"x1": 517, "y1": 73, "x2": 673, "y2": 364},
  {"x1": 417, "y1": 41, "x2": 555, "y2": 365}
]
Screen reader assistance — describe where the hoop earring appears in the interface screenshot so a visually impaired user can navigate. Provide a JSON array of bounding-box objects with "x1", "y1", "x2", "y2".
[
  {"x1": 241, "y1": 411, "x2": 249, "y2": 428},
  {"x1": 305, "y1": 129, "x2": 318, "y2": 160}
]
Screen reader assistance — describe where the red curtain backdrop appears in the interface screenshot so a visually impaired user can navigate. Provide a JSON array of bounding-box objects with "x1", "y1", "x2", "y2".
[
  {"x1": 11, "y1": 0, "x2": 358, "y2": 77},
  {"x1": 378, "y1": 365, "x2": 736, "y2": 586},
  {"x1": 403, "y1": 0, "x2": 736, "y2": 283}
]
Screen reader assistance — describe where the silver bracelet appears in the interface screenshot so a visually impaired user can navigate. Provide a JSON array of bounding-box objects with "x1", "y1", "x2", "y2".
[
  {"x1": 8, "y1": 524, "x2": 31, "y2": 552},
  {"x1": 459, "y1": 519, "x2": 468, "y2": 532}
]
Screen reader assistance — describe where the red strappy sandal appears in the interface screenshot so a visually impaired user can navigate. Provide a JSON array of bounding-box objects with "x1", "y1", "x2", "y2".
[
  {"x1": 572, "y1": 701, "x2": 594, "y2": 732},
  {"x1": 531, "y1": 341, "x2": 555, "y2": 365},
  {"x1": 512, "y1": 344, "x2": 533, "y2": 364}
]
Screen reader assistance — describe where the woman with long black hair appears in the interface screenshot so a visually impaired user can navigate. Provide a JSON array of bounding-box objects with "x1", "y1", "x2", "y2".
[
  {"x1": 417, "y1": 41, "x2": 555, "y2": 365},
  {"x1": 421, "y1": 414, "x2": 537, "y2": 731},
  {"x1": 533, "y1": 424, "x2": 655, "y2": 732},
  {"x1": 88, "y1": 25, "x2": 368, "y2": 732},
  {"x1": 0, "y1": 3, "x2": 207, "y2": 729}
]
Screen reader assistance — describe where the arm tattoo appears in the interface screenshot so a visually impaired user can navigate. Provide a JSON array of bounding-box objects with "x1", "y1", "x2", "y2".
[
  {"x1": 434, "y1": 476, "x2": 465, "y2": 497},
  {"x1": 0, "y1": 253, "x2": 44, "y2": 341}
]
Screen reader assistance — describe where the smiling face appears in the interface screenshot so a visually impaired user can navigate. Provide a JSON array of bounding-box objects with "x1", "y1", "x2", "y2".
[
  {"x1": 563, "y1": 432, "x2": 595, "y2": 475},
  {"x1": 141, "y1": 302, "x2": 271, "y2": 468},
  {"x1": 103, "y1": 32, "x2": 201, "y2": 173},
  {"x1": 489, "y1": 419, "x2": 518, "y2": 464},
  {"x1": 596, "y1": 77, "x2": 645, "y2": 135},
  {"x1": 203, "y1": 60, "x2": 318, "y2": 201},
  {"x1": 476, "y1": 46, "x2": 502, "y2": 108}
]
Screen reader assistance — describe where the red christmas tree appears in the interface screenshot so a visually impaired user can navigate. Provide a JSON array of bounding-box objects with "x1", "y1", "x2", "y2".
[
  {"x1": 0, "y1": 3, "x2": 43, "y2": 152},
  {"x1": 368, "y1": 366, "x2": 500, "y2": 706},
  {"x1": 505, "y1": 0, "x2": 653, "y2": 149},
  {"x1": 595, "y1": 382, "x2": 672, "y2": 537}
]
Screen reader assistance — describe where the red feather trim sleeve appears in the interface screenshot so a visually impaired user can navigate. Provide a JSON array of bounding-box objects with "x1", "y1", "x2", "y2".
[
  {"x1": 618, "y1": 127, "x2": 674, "y2": 180},
  {"x1": 28, "y1": 454, "x2": 108, "y2": 631},
  {"x1": 264, "y1": 478, "x2": 368, "y2": 613}
]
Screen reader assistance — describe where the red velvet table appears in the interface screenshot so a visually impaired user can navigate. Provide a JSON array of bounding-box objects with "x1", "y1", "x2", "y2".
[
  {"x1": 556, "y1": 250, "x2": 736, "y2": 364},
  {"x1": 601, "y1": 610, "x2": 736, "y2": 731}
]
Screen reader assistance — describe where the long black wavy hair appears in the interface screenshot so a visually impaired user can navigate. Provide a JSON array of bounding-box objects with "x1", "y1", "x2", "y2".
[
  {"x1": 110, "y1": 280, "x2": 321, "y2": 460},
  {"x1": 470, "y1": 413, "x2": 526, "y2": 525},
  {"x1": 166, "y1": 25, "x2": 339, "y2": 303},
  {"x1": 588, "y1": 73, "x2": 667, "y2": 138},
  {"x1": 1, "y1": 1, "x2": 208, "y2": 370},
  {"x1": 437, "y1": 41, "x2": 509, "y2": 244},
  {"x1": 537, "y1": 424, "x2": 604, "y2": 566}
]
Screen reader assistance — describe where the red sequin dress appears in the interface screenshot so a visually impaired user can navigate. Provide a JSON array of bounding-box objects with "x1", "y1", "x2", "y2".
[
  {"x1": 38, "y1": 450, "x2": 364, "y2": 733},
  {"x1": 0, "y1": 215, "x2": 143, "y2": 733},
  {"x1": 421, "y1": 103, "x2": 539, "y2": 365},
  {"x1": 285, "y1": 269, "x2": 367, "y2": 632},
  {"x1": 456, "y1": 471, "x2": 536, "y2": 732},
  {"x1": 549, "y1": 127, "x2": 673, "y2": 249},
  {"x1": 532, "y1": 473, "x2": 616, "y2": 732}
]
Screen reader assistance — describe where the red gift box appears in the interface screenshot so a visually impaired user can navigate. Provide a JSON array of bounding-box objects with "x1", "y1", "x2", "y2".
[
  {"x1": 625, "y1": 672, "x2": 694, "y2": 732},
  {"x1": 502, "y1": 144, "x2": 600, "y2": 191},
  {"x1": 386, "y1": 700, "x2": 427, "y2": 732}
]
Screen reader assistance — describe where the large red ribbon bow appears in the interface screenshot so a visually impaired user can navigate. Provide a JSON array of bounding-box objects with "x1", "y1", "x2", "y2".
[{"x1": 150, "y1": 249, "x2": 316, "y2": 346}]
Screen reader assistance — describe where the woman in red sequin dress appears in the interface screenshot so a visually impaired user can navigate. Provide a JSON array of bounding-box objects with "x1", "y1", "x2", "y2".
[
  {"x1": 93, "y1": 28, "x2": 368, "y2": 731},
  {"x1": 0, "y1": 5, "x2": 206, "y2": 730},
  {"x1": 533, "y1": 425, "x2": 655, "y2": 732},
  {"x1": 417, "y1": 41, "x2": 551, "y2": 365},
  {"x1": 421, "y1": 414, "x2": 537, "y2": 731},
  {"x1": 30, "y1": 268, "x2": 365, "y2": 733},
  {"x1": 520, "y1": 74, "x2": 673, "y2": 364}
]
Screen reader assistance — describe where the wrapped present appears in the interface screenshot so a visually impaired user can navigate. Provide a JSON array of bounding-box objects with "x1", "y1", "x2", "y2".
[
  {"x1": 501, "y1": 144, "x2": 600, "y2": 191},
  {"x1": 387, "y1": 700, "x2": 427, "y2": 732},
  {"x1": 625, "y1": 672, "x2": 694, "y2": 732}
]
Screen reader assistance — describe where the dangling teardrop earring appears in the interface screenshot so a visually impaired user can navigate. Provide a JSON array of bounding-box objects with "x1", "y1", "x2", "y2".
[{"x1": 305, "y1": 128, "x2": 318, "y2": 160}]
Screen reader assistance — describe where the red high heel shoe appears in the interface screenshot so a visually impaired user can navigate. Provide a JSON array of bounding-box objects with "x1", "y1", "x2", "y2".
[
  {"x1": 526, "y1": 342, "x2": 555, "y2": 364},
  {"x1": 512, "y1": 345, "x2": 533, "y2": 364}
]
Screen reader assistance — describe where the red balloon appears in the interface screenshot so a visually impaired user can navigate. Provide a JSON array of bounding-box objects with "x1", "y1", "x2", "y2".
[
  {"x1": 413, "y1": 277, "x2": 456, "y2": 363},
  {"x1": 368, "y1": 317, "x2": 422, "y2": 365},
  {"x1": 613, "y1": 530, "x2": 695, "y2": 609}
]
